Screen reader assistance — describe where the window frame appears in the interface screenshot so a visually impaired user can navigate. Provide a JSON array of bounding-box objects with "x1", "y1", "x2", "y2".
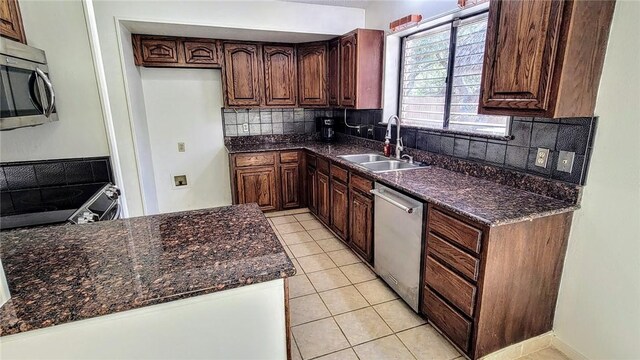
[{"x1": 396, "y1": 9, "x2": 511, "y2": 137}]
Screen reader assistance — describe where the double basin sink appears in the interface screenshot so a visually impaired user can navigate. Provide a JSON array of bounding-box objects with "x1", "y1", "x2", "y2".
[{"x1": 337, "y1": 154, "x2": 422, "y2": 173}]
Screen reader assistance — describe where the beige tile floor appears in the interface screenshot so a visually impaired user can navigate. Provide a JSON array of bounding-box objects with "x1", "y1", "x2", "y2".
[{"x1": 266, "y1": 209, "x2": 572, "y2": 360}]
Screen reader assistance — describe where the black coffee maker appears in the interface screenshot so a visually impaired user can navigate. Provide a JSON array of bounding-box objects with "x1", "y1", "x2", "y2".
[{"x1": 318, "y1": 117, "x2": 335, "y2": 143}]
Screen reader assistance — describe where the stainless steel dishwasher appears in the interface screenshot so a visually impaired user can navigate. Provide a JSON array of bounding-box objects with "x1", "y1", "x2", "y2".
[{"x1": 371, "y1": 182, "x2": 424, "y2": 312}]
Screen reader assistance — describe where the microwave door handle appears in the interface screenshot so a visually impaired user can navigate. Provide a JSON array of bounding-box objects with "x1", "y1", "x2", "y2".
[
  {"x1": 28, "y1": 70, "x2": 46, "y2": 114},
  {"x1": 35, "y1": 68, "x2": 55, "y2": 117}
]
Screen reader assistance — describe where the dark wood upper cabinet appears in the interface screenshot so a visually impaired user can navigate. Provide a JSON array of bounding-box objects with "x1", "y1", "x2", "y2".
[
  {"x1": 223, "y1": 42, "x2": 263, "y2": 107},
  {"x1": 339, "y1": 33, "x2": 357, "y2": 108},
  {"x1": 132, "y1": 35, "x2": 222, "y2": 68},
  {"x1": 0, "y1": 0, "x2": 25, "y2": 43},
  {"x1": 183, "y1": 40, "x2": 222, "y2": 67},
  {"x1": 328, "y1": 39, "x2": 340, "y2": 107},
  {"x1": 297, "y1": 42, "x2": 328, "y2": 107},
  {"x1": 479, "y1": 0, "x2": 616, "y2": 118},
  {"x1": 139, "y1": 37, "x2": 180, "y2": 65},
  {"x1": 338, "y1": 29, "x2": 384, "y2": 109},
  {"x1": 263, "y1": 45, "x2": 297, "y2": 107}
]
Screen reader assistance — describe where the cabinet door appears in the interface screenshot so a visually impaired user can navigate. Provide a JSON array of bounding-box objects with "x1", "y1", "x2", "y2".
[
  {"x1": 350, "y1": 190, "x2": 373, "y2": 263},
  {"x1": 330, "y1": 180, "x2": 349, "y2": 240},
  {"x1": 140, "y1": 37, "x2": 180, "y2": 65},
  {"x1": 281, "y1": 163, "x2": 300, "y2": 209},
  {"x1": 235, "y1": 166, "x2": 278, "y2": 211},
  {"x1": 339, "y1": 33, "x2": 357, "y2": 107},
  {"x1": 328, "y1": 39, "x2": 340, "y2": 107},
  {"x1": 307, "y1": 166, "x2": 318, "y2": 215},
  {"x1": 317, "y1": 172, "x2": 330, "y2": 224},
  {"x1": 297, "y1": 43, "x2": 328, "y2": 107},
  {"x1": 223, "y1": 43, "x2": 263, "y2": 107},
  {"x1": 479, "y1": 0, "x2": 564, "y2": 113},
  {"x1": 184, "y1": 40, "x2": 221, "y2": 67},
  {"x1": 0, "y1": 0, "x2": 25, "y2": 43},
  {"x1": 263, "y1": 45, "x2": 297, "y2": 106}
]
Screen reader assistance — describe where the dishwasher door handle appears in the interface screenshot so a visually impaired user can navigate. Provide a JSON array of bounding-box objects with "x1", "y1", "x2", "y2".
[{"x1": 370, "y1": 189, "x2": 416, "y2": 214}]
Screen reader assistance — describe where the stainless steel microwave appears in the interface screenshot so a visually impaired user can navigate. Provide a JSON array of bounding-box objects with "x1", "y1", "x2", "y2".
[{"x1": 0, "y1": 38, "x2": 57, "y2": 131}]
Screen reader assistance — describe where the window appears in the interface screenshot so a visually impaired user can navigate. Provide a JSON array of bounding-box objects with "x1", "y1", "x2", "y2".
[{"x1": 399, "y1": 12, "x2": 509, "y2": 136}]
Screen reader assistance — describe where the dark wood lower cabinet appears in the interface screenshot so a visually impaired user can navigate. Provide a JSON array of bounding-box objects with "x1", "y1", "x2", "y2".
[
  {"x1": 230, "y1": 151, "x2": 300, "y2": 212},
  {"x1": 306, "y1": 165, "x2": 318, "y2": 214},
  {"x1": 330, "y1": 180, "x2": 349, "y2": 240},
  {"x1": 349, "y1": 189, "x2": 373, "y2": 262},
  {"x1": 280, "y1": 163, "x2": 300, "y2": 209},
  {"x1": 422, "y1": 204, "x2": 573, "y2": 359},
  {"x1": 234, "y1": 166, "x2": 278, "y2": 211},
  {"x1": 317, "y1": 172, "x2": 330, "y2": 224}
]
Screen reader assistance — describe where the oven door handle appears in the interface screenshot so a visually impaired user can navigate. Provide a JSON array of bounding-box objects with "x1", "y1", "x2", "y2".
[{"x1": 35, "y1": 68, "x2": 55, "y2": 117}]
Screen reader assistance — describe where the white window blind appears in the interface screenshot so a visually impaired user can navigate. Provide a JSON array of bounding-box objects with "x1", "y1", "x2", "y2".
[
  {"x1": 399, "y1": 12, "x2": 510, "y2": 136},
  {"x1": 400, "y1": 23, "x2": 451, "y2": 129}
]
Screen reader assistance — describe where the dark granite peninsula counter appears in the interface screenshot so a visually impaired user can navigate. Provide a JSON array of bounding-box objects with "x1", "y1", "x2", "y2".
[
  {"x1": 0, "y1": 203, "x2": 295, "y2": 338},
  {"x1": 226, "y1": 140, "x2": 578, "y2": 226}
]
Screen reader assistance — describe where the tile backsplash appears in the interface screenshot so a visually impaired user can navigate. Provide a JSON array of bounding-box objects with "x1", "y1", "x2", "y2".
[
  {"x1": 222, "y1": 108, "x2": 332, "y2": 136},
  {"x1": 334, "y1": 110, "x2": 596, "y2": 186},
  {"x1": 0, "y1": 157, "x2": 113, "y2": 215}
]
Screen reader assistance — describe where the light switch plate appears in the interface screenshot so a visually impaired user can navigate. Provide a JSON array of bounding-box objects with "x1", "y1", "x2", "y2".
[
  {"x1": 177, "y1": 142, "x2": 185, "y2": 152},
  {"x1": 242, "y1": 123, "x2": 249, "y2": 132},
  {"x1": 535, "y1": 148, "x2": 550, "y2": 168},
  {"x1": 557, "y1": 150, "x2": 575, "y2": 173}
]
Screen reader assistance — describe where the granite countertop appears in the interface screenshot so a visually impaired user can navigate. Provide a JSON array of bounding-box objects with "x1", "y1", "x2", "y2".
[
  {"x1": 0, "y1": 203, "x2": 295, "y2": 337},
  {"x1": 227, "y1": 141, "x2": 578, "y2": 226}
]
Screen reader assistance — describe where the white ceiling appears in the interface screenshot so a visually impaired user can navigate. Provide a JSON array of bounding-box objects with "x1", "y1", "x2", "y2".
[{"x1": 279, "y1": 0, "x2": 370, "y2": 9}]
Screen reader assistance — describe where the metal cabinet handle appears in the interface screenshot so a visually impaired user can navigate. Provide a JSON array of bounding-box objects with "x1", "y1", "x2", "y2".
[
  {"x1": 370, "y1": 189, "x2": 415, "y2": 214},
  {"x1": 35, "y1": 68, "x2": 55, "y2": 117}
]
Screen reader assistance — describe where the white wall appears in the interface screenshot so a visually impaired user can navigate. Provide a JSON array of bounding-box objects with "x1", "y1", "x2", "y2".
[
  {"x1": 364, "y1": 0, "x2": 458, "y2": 30},
  {"x1": 90, "y1": 0, "x2": 365, "y2": 216},
  {"x1": 140, "y1": 68, "x2": 231, "y2": 213},
  {"x1": 0, "y1": 0, "x2": 108, "y2": 162},
  {"x1": 119, "y1": 24, "x2": 159, "y2": 215},
  {"x1": 553, "y1": 2, "x2": 640, "y2": 359}
]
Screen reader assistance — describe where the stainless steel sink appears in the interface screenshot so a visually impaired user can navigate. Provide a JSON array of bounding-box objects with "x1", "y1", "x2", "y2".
[
  {"x1": 338, "y1": 154, "x2": 422, "y2": 173},
  {"x1": 361, "y1": 160, "x2": 420, "y2": 172},
  {"x1": 338, "y1": 154, "x2": 389, "y2": 164}
]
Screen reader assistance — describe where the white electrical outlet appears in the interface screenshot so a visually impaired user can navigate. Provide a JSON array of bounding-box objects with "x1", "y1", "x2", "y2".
[
  {"x1": 177, "y1": 142, "x2": 185, "y2": 152},
  {"x1": 535, "y1": 148, "x2": 550, "y2": 168},
  {"x1": 242, "y1": 123, "x2": 249, "y2": 132}
]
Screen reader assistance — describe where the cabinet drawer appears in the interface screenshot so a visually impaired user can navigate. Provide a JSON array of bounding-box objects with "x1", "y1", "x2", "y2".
[
  {"x1": 429, "y1": 209, "x2": 482, "y2": 254},
  {"x1": 423, "y1": 288, "x2": 472, "y2": 353},
  {"x1": 306, "y1": 153, "x2": 317, "y2": 167},
  {"x1": 350, "y1": 173, "x2": 373, "y2": 194},
  {"x1": 331, "y1": 164, "x2": 348, "y2": 183},
  {"x1": 140, "y1": 38, "x2": 180, "y2": 64},
  {"x1": 317, "y1": 158, "x2": 329, "y2": 174},
  {"x1": 235, "y1": 153, "x2": 276, "y2": 167},
  {"x1": 280, "y1": 151, "x2": 299, "y2": 163},
  {"x1": 425, "y1": 256, "x2": 476, "y2": 317},
  {"x1": 427, "y1": 233, "x2": 479, "y2": 281}
]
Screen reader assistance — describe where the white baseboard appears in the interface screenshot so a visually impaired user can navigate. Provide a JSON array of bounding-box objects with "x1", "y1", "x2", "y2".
[
  {"x1": 551, "y1": 336, "x2": 589, "y2": 360},
  {"x1": 480, "y1": 332, "x2": 554, "y2": 360}
]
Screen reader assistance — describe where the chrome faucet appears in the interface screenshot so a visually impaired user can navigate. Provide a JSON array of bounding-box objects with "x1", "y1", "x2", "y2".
[{"x1": 385, "y1": 115, "x2": 404, "y2": 159}]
